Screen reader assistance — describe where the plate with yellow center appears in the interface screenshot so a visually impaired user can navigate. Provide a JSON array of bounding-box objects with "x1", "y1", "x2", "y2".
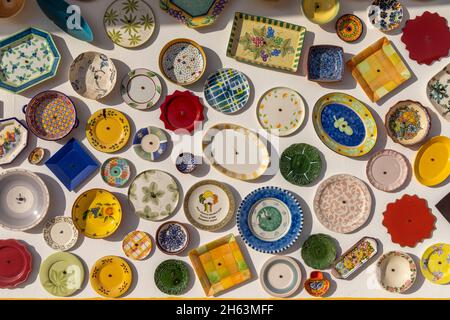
[
  {"x1": 421, "y1": 243, "x2": 450, "y2": 285},
  {"x1": 90, "y1": 255, "x2": 132, "y2": 298}
]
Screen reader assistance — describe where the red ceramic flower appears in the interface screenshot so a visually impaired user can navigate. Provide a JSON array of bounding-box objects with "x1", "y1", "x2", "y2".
[
  {"x1": 382, "y1": 194, "x2": 436, "y2": 247},
  {"x1": 401, "y1": 11, "x2": 450, "y2": 65}
]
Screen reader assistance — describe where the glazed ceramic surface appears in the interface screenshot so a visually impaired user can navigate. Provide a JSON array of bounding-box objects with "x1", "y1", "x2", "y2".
[
  {"x1": 28, "y1": 147, "x2": 45, "y2": 165},
  {"x1": 101, "y1": 157, "x2": 131, "y2": 188},
  {"x1": 280, "y1": 143, "x2": 322, "y2": 186},
  {"x1": 154, "y1": 259, "x2": 189, "y2": 295},
  {"x1": 421, "y1": 243, "x2": 450, "y2": 285},
  {"x1": 121, "y1": 69, "x2": 162, "y2": 110},
  {"x1": 43, "y1": 216, "x2": 78, "y2": 251},
  {"x1": 301, "y1": 234, "x2": 337, "y2": 270},
  {"x1": 122, "y1": 231, "x2": 152, "y2": 261},
  {"x1": 436, "y1": 193, "x2": 450, "y2": 225},
  {"x1": 0, "y1": 239, "x2": 32, "y2": 288},
  {"x1": 427, "y1": 62, "x2": 450, "y2": 121},
  {"x1": 0, "y1": 0, "x2": 25, "y2": 18},
  {"x1": 156, "y1": 221, "x2": 190, "y2": 255},
  {"x1": 307, "y1": 45, "x2": 344, "y2": 82},
  {"x1": 377, "y1": 251, "x2": 416, "y2": 293},
  {"x1": 133, "y1": 126, "x2": 168, "y2": 161},
  {"x1": 0, "y1": 118, "x2": 28, "y2": 165},
  {"x1": 90, "y1": 256, "x2": 132, "y2": 298},
  {"x1": 175, "y1": 152, "x2": 198, "y2": 174},
  {"x1": 368, "y1": 0, "x2": 403, "y2": 32},
  {"x1": 302, "y1": 0, "x2": 340, "y2": 25},
  {"x1": 335, "y1": 14, "x2": 363, "y2": 42},
  {"x1": 366, "y1": 149, "x2": 409, "y2": 192},
  {"x1": 260, "y1": 256, "x2": 301, "y2": 298},
  {"x1": 304, "y1": 271, "x2": 330, "y2": 297}
]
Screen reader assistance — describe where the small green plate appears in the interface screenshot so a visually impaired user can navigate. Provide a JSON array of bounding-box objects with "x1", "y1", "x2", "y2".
[
  {"x1": 280, "y1": 143, "x2": 322, "y2": 186},
  {"x1": 301, "y1": 234, "x2": 337, "y2": 270},
  {"x1": 154, "y1": 259, "x2": 189, "y2": 295}
]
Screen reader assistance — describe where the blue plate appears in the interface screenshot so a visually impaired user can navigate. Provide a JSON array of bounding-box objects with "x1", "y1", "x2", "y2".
[
  {"x1": 133, "y1": 126, "x2": 168, "y2": 162},
  {"x1": 307, "y1": 45, "x2": 344, "y2": 82}
]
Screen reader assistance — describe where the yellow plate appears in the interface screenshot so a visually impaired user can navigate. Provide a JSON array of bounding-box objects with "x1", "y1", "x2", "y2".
[
  {"x1": 421, "y1": 243, "x2": 450, "y2": 285},
  {"x1": 72, "y1": 189, "x2": 122, "y2": 239},
  {"x1": 86, "y1": 108, "x2": 130, "y2": 153},
  {"x1": 90, "y1": 255, "x2": 132, "y2": 298},
  {"x1": 414, "y1": 136, "x2": 450, "y2": 186}
]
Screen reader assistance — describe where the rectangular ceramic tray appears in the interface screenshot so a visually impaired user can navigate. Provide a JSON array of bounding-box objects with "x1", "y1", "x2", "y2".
[{"x1": 226, "y1": 12, "x2": 306, "y2": 72}]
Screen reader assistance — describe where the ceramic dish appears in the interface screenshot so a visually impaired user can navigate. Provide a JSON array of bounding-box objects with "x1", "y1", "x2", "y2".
[
  {"x1": 133, "y1": 126, "x2": 168, "y2": 161},
  {"x1": 301, "y1": 0, "x2": 340, "y2": 25},
  {"x1": 307, "y1": 45, "x2": 344, "y2": 82},
  {"x1": 101, "y1": 157, "x2": 131, "y2": 188},
  {"x1": 90, "y1": 255, "x2": 132, "y2": 298},
  {"x1": 260, "y1": 256, "x2": 302, "y2": 298},
  {"x1": 71, "y1": 189, "x2": 122, "y2": 239},
  {"x1": 280, "y1": 143, "x2": 322, "y2": 186},
  {"x1": 301, "y1": 234, "x2": 337, "y2": 270},
  {"x1": 0, "y1": 0, "x2": 25, "y2": 18},
  {"x1": 154, "y1": 259, "x2": 189, "y2": 295},
  {"x1": 368, "y1": 0, "x2": 403, "y2": 32},
  {"x1": 304, "y1": 271, "x2": 330, "y2": 297},
  {"x1": 377, "y1": 251, "x2": 416, "y2": 293},
  {"x1": 0, "y1": 117, "x2": 28, "y2": 165},
  {"x1": 175, "y1": 152, "x2": 198, "y2": 174},
  {"x1": 122, "y1": 230, "x2": 152, "y2": 261},
  {"x1": 427, "y1": 62, "x2": 450, "y2": 121},
  {"x1": 0, "y1": 169, "x2": 49, "y2": 231},
  {"x1": 156, "y1": 221, "x2": 190, "y2": 255},
  {"x1": 0, "y1": 239, "x2": 32, "y2": 288},
  {"x1": 335, "y1": 14, "x2": 364, "y2": 42},
  {"x1": 121, "y1": 69, "x2": 162, "y2": 110},
  {"x1": 43, "y1": 216, "x2": 78, "y2": 251},
  {"x1": 421, "y1": 243, "x2": 450, "y2": 285},
  {"x1": 28, "y1": 147, "x2": 45, "y2": 165}
]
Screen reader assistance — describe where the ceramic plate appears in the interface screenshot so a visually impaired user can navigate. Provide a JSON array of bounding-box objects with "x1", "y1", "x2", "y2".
[
  {"x1": 427, "y1": 62, "x2": 450, "y2": 121},
  {"x1": 154, "y1": 259, "x2": 189, "y2": 295},
  {"x1": 313, "y1": 92, "x2": 377, "y2": 157},
  {"x1": 133, "y1": 126, "x2": 168, "y2": 161},
  {"x1": 366, "y1": 149, "x2": 409, "y2": 192},
  {"x1": 304, "y1": 271, "x2": 330, "y2": 297},
  {"x1": 72, "y1": 189, "x2": 122, "y2": 239},
  {"x1": 101, "y1": 157, "x2": 131, "y2": 188},
  {"x1": 43, "y1": 216, "x2": 78, "y2": 251},
  {"x1": 0, "y1": 169, "x2": 49, "y2": 231},
  {"x1": 28, "y1": 147, "x2": 45, "y2": 165},
  {"x1": 413, "y1": 136, "x2": 450, "y2": 186},
  {"x1": 0, "y1": 239, "x2": 32, "y2": 288},
  {"x1": 368, "y1": 0, "x2": 403, "y2": 32},
  {"x1": 260, "y1": 256, "x2": 301, "y2": 298},
  {"x1": 314, "y1": 174, "x2": 372, "y2": 234},
  {"x1": 301, "y1": 234, "x2": 337, "y2": 270},
  {"x1": 39, "y1": 252, "x2": 84, "y2": 297},
  {"x1": 0, "y1": 0, "x2": 25, "y2": 18},
  {"x1": 302, "y1": 0, "x2": 340, "y2": 25},
  {"x1": 280, "y1": 143, "x2": 322, "y2": 186},
  {"x1": 128, "y1": 170, "x2": 179, "y2": 221},
  {"x1": 175, "y1": 152, "x2": 198, "y2": 174},
  {"x1": 156, "y1": 221, "x2": 190, "y2": 255},
  {"x1": 257, "y1": 87, "x2": 305, "y2": 137},
  {"x1": 335, "y1": 14, "x2": 364, "y2": 42},
  {"x1": 0, "y1": 117, "x2": 28, "y2": 165},
  {"x1": 377, "y1": 251, "x2": 416, "y2": 293},
  {"x1": 203, "y1": 123, "x2": 270, "y2": 180},
  {"x1": 121, "y1": 69, "x2": 162, "y2": 110},
  {"x1": 90, "y1": 256, "x2": 132, "y2": 298},
  {"x1": 421, "y1": 243, "x2": 450, "y2": 285},
  {"x1": 122, "y1": 230, "x2": 152, "y2": 261},
  {"x1": 307, "y1": 45, "x2": 344, "y2": 82}
]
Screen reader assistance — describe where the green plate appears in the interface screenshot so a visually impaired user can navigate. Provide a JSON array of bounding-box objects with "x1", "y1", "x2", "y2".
[
  {"x1": 280, "y1": 143, "x2": 322, "y2": 186},
  {"x1": 154, "y1": 259, "x2": 189, "y2": 295},
  {"x1": 301, "y1": 234, "x2": 337, "y2": 270}
]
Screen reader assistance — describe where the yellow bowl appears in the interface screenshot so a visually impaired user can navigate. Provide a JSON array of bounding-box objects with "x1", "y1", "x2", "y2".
[{"x1": 302, "y1": 0, "x2": 340, "y2": 25}]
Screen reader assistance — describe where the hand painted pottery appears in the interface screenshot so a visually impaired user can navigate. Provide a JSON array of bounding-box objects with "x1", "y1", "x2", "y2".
[
  {"x1": 86, "y1": 108, "x2": 131, "y2": 153},
  {"x1": 304, "y1": 271, "x2": 330, "y2": 297},
  {"x1": 122, "y1": 230, "x2": 152, "y2": 261},
  {"x1": 366, "y1": 149, "x2": 409, "y2": 192},
  {"x1": 69, "y1": 52, "x2": 117, "y2": 100},
  {"x1": 0, "y1": 0, "x2": 25, "y2": 18},
  {"x1": 101, "y1": 157, "x2": 131, "y2": 188},
  {"x1": 226, "y1": 12, "x2": 306, "y2": 72},
  {"x1": 280, "y1": 143, "x2": 322, "y2": 186},
  {"x1": 159, "y1": 39, "x2": 206, "y2": 85},
  {"x1": 421, "y1": 243, "x2": 450, "y2": 285},
  {"x1": 175, "y1": 152, "x2": 198, "y2": 174},
  {"x1": 90, "y1": 256, "x2": 132, "y2": 298},
  {"x1": 203, "y1": 123, "x2": 270, "y2": 180},
  {"x1": 159, "y1": 90, "x2": 204, "y2": 134},
  {"x1": 203, "y1": 68, "x2": 250, "y2": 114},
  {"x1": 0, "y1": 239, "x2": 32, "y2": 288},
  {"x1": 133, "y1": 126, "x2": 168, "y2": 161},
  {"x1": 260, "y1": 256, "x2": 302, "y2": 298},
  {"x1": 0, "y1": 118, "x2": 28, "y2": 165},
  {"x1": 301, "y1": 0, "x2": 340, "y2": 25},
  {"x1": 237, "y1": 187, "x2": 303, "y2": 254},
  {"x1": 436, "y1": 193, "x2": 450, "y2": 224},
  {"x1": 427, "y1": 62, "x2": 450, "y2": 121},
  {"x1": 43, "y1": 216, "x2": 78, "y2": 251},
  {"x1": 385, "y1": 101, "x2": 430, "y2": 146},
  {"x1": 376, "y1": 251, "x2": 416, "y2": 293},
  {"x1": 313, "y1": 93, "x2": 377, "y2": 157},
  {"x1": 0, "y1": 169, "x2": 49, "y2": 231},
  {"x1": 121, "y1": 69, "x2": 162, "y2": 110},
  {"x1": 368, "y1": 0, "x2": 403, "y2": 32},
  {"x1": 24, "y1": 90, "x2": 78, "y2": 141},
  {"x1": 28, "y1": 147, "x2": 45, "y2": 165},
  {"x1": 156, "y1": 221, "x2": 190, "y2": 255},
  {"x1": 104, "y1": 0, "x2": 155, "y2": 48},
  {"x1": 307, "y1": 45, "x2": 344, "y2": 82},
  {"x1": 39, "y1": 252, "x2": 84, "y2": 297},
  {"x1": 189, "y1": 234, "x2": 252, "y2": 296},
  {"x1": 332, "y1": 237, "x2": 378, "y2": 279},
  {"x1": 257, "y1": 87, "x2": 306, "y2": 137},
  {"x1": 154, "y1": 259, "x2": 189, "y2": 295},
  {"x1": 0, "y1": 27, "x2": 60, "y2": 93},
  {"x1": 128, "y1": 170, "x2": 179, "y2": 221},
  {"x1": 401, "y1": 12, "x2": 450, "y2": 65},
  {"x1": 301, "y1": 234, "x2": 336, "y2": 270},
  {"x1": 335, "y1": 14, "x2": 364, "y2": 42},
  {"x1": 382, "y1": 195, "x2": 435, "y2": 248},
  {"x1": 71, "y1": 189, "x2": 122, "y2": 239},
  {"x1": 45, "y1": 138, "x2": 99, "y2": 191}
]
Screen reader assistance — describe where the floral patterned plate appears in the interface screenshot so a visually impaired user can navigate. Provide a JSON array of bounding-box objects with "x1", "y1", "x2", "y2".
[
  {"x1": 0, "y1": 118, "x2": 28, "y2": 166},
  {"x1": 101, "y1": 157, "x2": 131, "y2": 188},
  {"x1": 260, "y1": 256, "x2": 302, "y2": 298},
  {"x1": 0, "y1": 239, "x2": 32, "y2": 288},
  {"x1": 133, "y1": 126, "x2": 168, "y2": 161},
  {"x1": 122, "y1": 231, "x2": 152, "y2": 261},
  {"x1": 307, "y1": 45, "x2": 344, "y2": 82},
  {"x1": 377, "y1": 251, "x2": 416, "y2": 293},
  {"x1": 301, "y1": 0, "x2": 340, "y2": 25},
  {"x1": 421, "y1": 243, "x2": 450, "y2": 285},
  {"x1": 43, "y1": 216, "x2": 79, "y2": 251},
  {"x1": 90, "y1": 256, "x2": 132, "y2": 298},
  {"x1": 368, "y1": 0, "x2": 403, "y2": 32},
  {"x1": 335, "y1": 14, "x2": 364, "y2": 43},
  {"x1": 156, "y1": 221, "x2": 190, "y2": 255},
  {"x1": 121, "y1": 69, "x2": 162, "y2": 110},
  {"x1": 427, "y1": 62, "x2": 450, "y2": 121}
]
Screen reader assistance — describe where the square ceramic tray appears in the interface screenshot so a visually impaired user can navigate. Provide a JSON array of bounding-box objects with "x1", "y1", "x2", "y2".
[
  {"x1": 307, "y1": 45, "x2": 344, "y2": 82},
  {"x1": 226, "y1": 12, "x2": 306, "y2": 72}
]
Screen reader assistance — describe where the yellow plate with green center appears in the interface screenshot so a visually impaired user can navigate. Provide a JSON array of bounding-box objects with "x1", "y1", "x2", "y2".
[
  {"x1": 90, "y1": 255, "x2": 132, "y2": 298},
  {"x1": 421, "y1": 243, "x2": 450, "y2": 285}
]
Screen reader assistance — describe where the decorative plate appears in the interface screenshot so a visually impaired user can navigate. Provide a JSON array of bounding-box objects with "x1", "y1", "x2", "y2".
[
  {"x1": 0, "y1": 169, "x2": 49, "y2": 231},
  {"x1": 122, "y1": 230, "x2": 152, "y2": 261},
  {"x1": 0, "y1": 239, "x2": 32, "y2": 288},
  {"x1": 69, "y1": 51, "x2": 117, "y2": 100},
  {"x1": 314, "y1": 174, "x2": 372, "y2": 234},
  {"x1": 203, "y1": 123, "x2": 270, "y2": 180},
  {"x1": 156, "y1": 221, "x2": 190, "y2": 255},
  {"x1": 154, "y1": 259, "x2": 189, "y2": 295},
  {"x1": 427, "y1": 62, "x2": 450, "y2": 121},
  {"x1": 39, "y1": 252, "x2": 84, "y2": 297},
  {"x1": 133, "y1": 126, "x2": 168, "y2": 161},
  {"x1": 90, "y1": 256, "x2": 132, "y2": 298},
  {"x1": 0, "y1": 117, "x2": 28, "y2": 166},
  {"x1": 71, "y1": 189, "x2": 122, "y2": 239},
  {"x1": 189, "y1": 234, "x2": 252, "y2": 296},
  {"x1": 101, "y1": 157, "x2": 131, "y2": 188},
  {"x1": 0, "y1": 0, "x2": 25, "y2": 18},
  {"x1": 368, "y1": 0, "x2": 403, "y2": 32},
  {"x1": 28, "y1": 147, "x2": 45, "y2": 165},
  {"x1": 86, "y1": 108, "x2": 131, "y2": 153},
  {"x1": 301, "y1": 0, "x2": 340, "y2": 25},
  {"x1": 377, "y1": 251, "x2": 416, "y2": 293},
  {"x1": 257, "y1": 87, "x2": 305, "y2": 137},
  {"x1": 43, "y1": 216, "x2": 79, "y2": 251},
  {"x1": 260, "y1": 256, "x2": 302, "y2": 298},
  {"x1": 159, "y1": 38, "x2": 206, "y2": 85},
  {"x1": 421, "y1": 243, "x2": 450, "y2": 285},
  {"x1": 280, "y1": 143, "x2": 322, "y2": 186},
  {"x1": 46, "y1": 138, "x2": 99, "y2": 191},
  {"x1": 366, "y1": 149, "x2": 409, "y2": 192},
  {"x1": 237, "y1": 187, "x2": 303, "y2": 254},
  {"x1": 121, "y1": 69, "x2": 162, "y2": 110},
  {"x1": 307, "y1": 45, "x2": 344, "y2": 82},
  {"x1": 203, "y1": 68, "x2": 250, "y2": 114},
  {"x1": 175, "y1": 152, "x2": 198, "y2": 174},
  {"x1": 304, "y1": 271, "x2": 330, "y2": 297},
  {"x1": 104, "y1": 0, "x2": 155, "y2": 48},
  {"x1": 301, "y1": 234, "x2": 337, "y2": 270},
  {"x1": 128, "y1": 170, "x2": 179, "y2": 221},
  {"x1": 226, "y1": 12, "x2": 306, "y2": 72},
  {"x1": 313, "y1": 93, "x2": 377, "y2": 157},
  {"x1": 335, "y1": 14, "x2": 364, "y2": 42},
  {"x1": 0, "y1": 27, "x2": 60, "y2": 93},
  {"x1": 436, "y1": 193, "x2": 450, "y2": 224}
]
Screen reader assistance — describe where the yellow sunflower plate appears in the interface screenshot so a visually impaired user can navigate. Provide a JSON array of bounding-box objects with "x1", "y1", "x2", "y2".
[
  {"x1": 420, "y1": 243, "x2": 450, "y2": 285},
  {"x1": 72, "y1": 188, "x2": 122, "y2": 239},
  {"x1": 90, "y1": 255, "x2": 132, "y2": 298}
]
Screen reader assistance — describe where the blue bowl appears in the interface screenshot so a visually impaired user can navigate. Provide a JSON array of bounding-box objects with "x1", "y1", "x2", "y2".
[{"x1": 308, "y1": 45, "x2": 344, "y2": 82}]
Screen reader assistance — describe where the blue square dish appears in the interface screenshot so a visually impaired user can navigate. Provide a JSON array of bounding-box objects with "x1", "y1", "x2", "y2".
[{"x1": 307, "y1": 45, "x2": 344, "y2": 82}]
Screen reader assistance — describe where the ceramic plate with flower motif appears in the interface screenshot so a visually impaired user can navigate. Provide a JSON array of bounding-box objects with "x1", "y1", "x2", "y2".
[
  {"x1": 368, "y1": 0, "x2": 403, "y2": 32},
  {"x1": 0, "y1": 118, "x2": 28, "y2": 165},
  {"x1": 427, "y1": 62, "x2": 450, "y2": 122},
  {"x1": 377, "y1": 251, "x2": 416, "y2": 293},
  {"x1": 101, "y1": 157, "x2": 131, "y2": 188},
  {"x1": 43, "y1": 216, "x2": 79, "y2": 251},
  {"x1": 90, "y1": 255, "x2": 132, "y2": 298},
  {"x1": 421, "y1": 243, "x2": 450, "y2": 285},
  {"x1": 121, "y1": 69, "x2": 162, "y2": 110}
]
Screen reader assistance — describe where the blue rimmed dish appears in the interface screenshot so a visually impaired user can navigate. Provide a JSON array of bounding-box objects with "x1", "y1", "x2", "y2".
[
  {"x1": 307, "y1": 45, "x2": 344, "y2": 82},
  {"x1": 133, "y1": 126, "x2": 168, "y2": 161}
]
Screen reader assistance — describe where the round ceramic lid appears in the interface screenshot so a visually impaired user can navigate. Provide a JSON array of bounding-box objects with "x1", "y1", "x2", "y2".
[
  {"x1": 28, "y1": 147, "x2": 45, "y2": 165},
  {"x1": 104, "y1": 0, "x2": 155, "y2": 48},
  {"x1": 335, "y1": 14, "x2": 364, "y2": 42},
  {"x1": 122, "y1": 231, "x2": 152, "y2": 261},
  {"x1": 314, "y1": 174, "x2": 372, "y2": 234},
  {"x1": 90, "y1": 255, "x2": 132, "y2": 298},
  {"x1": 154, "y1": 259, "x2": 189, "y2": 295},
  {"x1": 121, "y1": 69, "x2": 162, "y2": 110},
  {"x1": 257, "y1": 87, "x2": 306, "y2": 137},
  {"x1": 414, "y1": 136, "x2": 450, "y2": 186},
  {"x1": 366, "y1": 149, "x2": 409, "y2": 192},
  {"x1": 101, "y1": 157, "x2": 131, "y2": 188},
  {"x1": 0, "y1": 239, "x2": 32, "y2": 288},
  {"x1": 260, "y1": 256, "x2": 302, "y2": 298},
  {"x1": 377, "y1": 251, "x2": 416, "y2": 293},
  {"x1": 421, "y1": 243, "x2": 450, "y2": 285},
  {"x1": 133, "y1": 127, "x2": 168, "y2": 161},
  {"x1": 280, "y1": 143, "x2": 322, "y2": 186},
  {"x1": 301, "y1": 234, "x2": 337, "y2": 270},
  {"x1": 39, "y1": 252, "x2": 84, "y2": 297},
  {"x1": 43, "y1": 216, "x2": 79, "y2": 251},
  {"x1": 156, "y1": 221, "x2": 190, "y2": 255},
  {"x1": 368, "y1": 0, "x2": 403, "y2": 32}
]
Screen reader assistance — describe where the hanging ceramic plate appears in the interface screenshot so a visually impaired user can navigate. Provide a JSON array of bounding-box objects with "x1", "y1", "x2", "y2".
[
  {"x1": 237, "y1": 187, "x2": 303, "y2": 254},
  {"x1": 156, "y1": 221, "x2": 190, "y2": 255},
  {"x1": 368, "y1": 0, "x2": 403, "y2": 32},
  {"x1": 43, "y1": 216, "x2": 79, "y2": 251},
  {"x1": 304, "y1": 271, "x2": 330, "y2": 297},
  {"x1": 0, "y1": 0, "x2": 25, "y2": 18},
  {"x1": 203, "y1": 123, "x2": 270, "y2": 180},
  {"x1": 414, "y1": 136, "x2": 450, "y2": 186},
  {"x1": 154, "y1": 259, "x2": 189, "y2": 295},
  {"x1": 101, "y1": 157, "x2": 131, "y2": 188},
  {"x1": 301, "y1": 0, "x2": 340, "y2": 25},
  {"x1": 122, "y1": 230, "x2": 152, "y2": 261},
  {"x1": 90, "y1": 255, "x2": 132, "y2": 298},
  {"x1": 260, "y1": 256, "x2": 302, "y2": 298},
  {"x1": 307, "y1": 45, "x2": 344, "y2": 82},
  {"x1": 335, "y1": 14, "x2": 364, "y2": 43},
  {"x1": 39, "y1": 252, "x2": 84, "y2": 297},
  {"x1": 133, "y1": 126, "x2": 168, "y2": 161},
  {"x1": 0, "y1": 118, "x2": 28, "y2": 165},
  {"x1": 301, "y1": 234, "x2": 337, "y2": 270},
  {"x1": 86, "y1": 108, "x2": 131, "y2": 153},
  {"x1": 28, "y1": 147, "x2": 45, "y2": 165},
  {"x1": 280, "y1": 143, "x2": 322, "y2": 186},
  {"x1": 0, "y1": 239, "x2": 32, "y2": 288},
  {"x1": 314, "y1": 174, "x2": 372, "y2": 234},
  {"x1": 421, "y1": 243, "x2": 450, "y2": 285},
  {"x1": 128, "y1": 170, "x2": 179, "y2": 221},
  {"x1": 377, "y1": 251, "x2": 416, "y2": 293},
  {"x1": 121, "y1": 69, "x2": 162, "y2": 110},
  {"x1": 175, "y1": 152, "x2": 198, "y2": 174},
  {"x1": 427, "y1": 63, "x2": 450, "y2": 122},
  {"x1": 71, "y1": 189, "x2": 122, "y2": 239},
  {"x1": 366, "y1": 149, "x2": 409, "y2": 192}
]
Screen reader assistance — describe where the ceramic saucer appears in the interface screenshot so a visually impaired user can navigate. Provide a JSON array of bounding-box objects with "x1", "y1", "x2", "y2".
[
  {"x1": 133, "y1": 126, "x2": 168, "y2": 161},
  {"x1": 302, "y1": 0, "x2": 340, "y2": 25},
  {"x1": 0, "y1": 239, "x2": 32, "y2": 288},
  {"x1": 0, "y1": 0, "x2": 25, "y2": 18},
  {"x1": 101, "y1": 157, "x2": 131, "y2": 188},
  {"x1": 427, "y1": 63, "x2": 450, "y2": 121},
  {"x1": 28, "y1": 147, "x2": 45, "y2": 165},
  {"x1": 122, "y1": 231, "x2": 152, "y2": 261},
  {"x1": 175, "y1": 152, "x2": 198, "y2": 174},
  {"x1": 43, "y1": 216, "x2": 78, "y2": 251},
  {"x1": 304, "y1": 271, "x2": 330, "y2": 297},
  {"x1": 368, "y1": 0, "x2": 403, "y2": 32},
  {"x1": 0, "y1": 118, "x2": 28, "y2": 165},
  {"x1": 156, "y1": 221, "x2": 190, "y2": 255},
  {"x1": 154, "y1": 259, "x2": 189, "y2": 295},
  {"x1": 335, "y1": 14, "x2": 364, "y2": 42},
  {"x1": 121, "y1": 69, "x2": 162, "y2": 110},
  {"x1": 90, "y1": 255, "x2": 132, "y2": 298},
  {"x1": 366, "y1": 149, "x2": 409, "y2": 192},
  {"x1": 301, "y1": 234, "x2": 337, "y2": 270},
  {"x1": 280, "y1": 143, "x2": 322, "y2": 186},
  {"x1": 377, "y1": 251, "x2": 416, "y2": 293},
  {"x1": 260, "y1": 256, "x2": 302, "y2": 298},
  {"x1": 421, "y1": 243, "x2": 450, "y2": 285}
]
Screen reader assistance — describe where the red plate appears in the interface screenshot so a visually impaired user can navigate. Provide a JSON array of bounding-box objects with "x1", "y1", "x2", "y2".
[{"x1": 0, "y1": 239, "x2": 32, "y2": 288}]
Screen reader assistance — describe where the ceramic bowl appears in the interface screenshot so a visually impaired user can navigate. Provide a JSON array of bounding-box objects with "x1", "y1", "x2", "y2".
[
  {"x1": 0, "y1": 0, "x2": 25, "y2": 18},
  {"x1": 377, "y1": 251, "x2": 416, "y2": 293},
  {"x1": 156, "y1": 221, "x2": 190, "y2": 255},
  {"x1": 302, "y1": 0, "x2": 340, "y2": 25},
  {"x1": 307, "y1": 45, "x2": 344, "y2": 82}
]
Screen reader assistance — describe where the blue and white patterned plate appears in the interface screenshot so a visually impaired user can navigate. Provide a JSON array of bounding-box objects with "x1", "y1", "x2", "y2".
[
  {"x1": 368, "y1": 0, "x2": 403, "y2": 32},
  {"x1": 133, "y1": 126, "x2": 168, "y2": 161}
]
